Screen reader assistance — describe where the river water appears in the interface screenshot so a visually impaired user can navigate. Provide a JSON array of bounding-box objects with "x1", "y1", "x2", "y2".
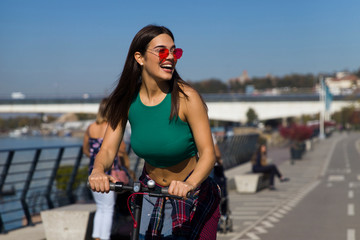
[{"x1": 0, "y1": 135, "x2": 83, "y2": 150}]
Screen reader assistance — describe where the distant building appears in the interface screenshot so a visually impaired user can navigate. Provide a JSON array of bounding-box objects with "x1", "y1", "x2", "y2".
[
  {"x1": 228, "y1": 70, "x2": 250, "y2": 85},
  {"x1": 325, "y1": 72, "x2": 359, "y2": 95},
  {"x1": 11, "y1": 92, "x2": 26, "y2": 99}
]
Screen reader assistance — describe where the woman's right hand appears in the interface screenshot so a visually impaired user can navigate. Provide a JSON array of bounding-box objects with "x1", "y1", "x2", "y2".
[{"x1": 88, "y1": 169, "x2": 117, "y2": 193}]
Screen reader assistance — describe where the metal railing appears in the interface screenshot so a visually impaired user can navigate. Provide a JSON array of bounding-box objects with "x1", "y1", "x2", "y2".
[
  {"x1": 0, "y1": 145, "x2": 90, "y2": 233},
  {"x1": 216, "y1": 133, "x2": 259, "y2": 170}
]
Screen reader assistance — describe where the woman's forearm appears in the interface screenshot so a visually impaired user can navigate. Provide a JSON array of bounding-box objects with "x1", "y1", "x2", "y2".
[
  {"x1": 185, "y1": 150, "x2": 215, "y2": 189},
  {"x1": 92, "y1": 148, "x2": 117, "y2": 173},
  {"x1": 92, "y1": 122, "x2": 124, "y2": 173}
]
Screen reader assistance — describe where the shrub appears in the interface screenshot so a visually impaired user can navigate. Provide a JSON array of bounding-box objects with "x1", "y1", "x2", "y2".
[
  {"x1": 55, "y1": 165, "x2": 88, "y2": 191},
  {"x1": 279, "y1": 124, "x2": 313, "y2": 141}
]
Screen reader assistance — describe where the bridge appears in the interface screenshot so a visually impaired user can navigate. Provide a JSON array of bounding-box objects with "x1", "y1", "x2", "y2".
[{"x1": 1, "y1": 93, "x2": 359, "y2": 122}]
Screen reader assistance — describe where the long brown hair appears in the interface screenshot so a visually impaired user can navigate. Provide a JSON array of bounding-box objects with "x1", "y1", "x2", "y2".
[
  {"x1": 105, "y1": 24, "x2": 206, "y2": 131},
  {"x1": 95, "y1": 98, "x2": 108, "y2": 124}
]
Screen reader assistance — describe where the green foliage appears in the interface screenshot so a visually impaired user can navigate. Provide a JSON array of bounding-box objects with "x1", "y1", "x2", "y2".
[
  {"x1": 280, "y1": 74, "x2": 315, "y2": 88},
  {"x1": 251, "y1": 76, "x2": 275, "y2": 89},
  {"x1": 250, "y1": 74, "x2": 316, "y2": 90},
  {"x1": 190, "y1": 73, "x2": 319, "y2": 94},
  {"x1": 228, "y1": 81, "x2": 245, "y2": 92},
  {"x1": 332, "y1": 105, "x2": 360, "y2": 129},
  {"x1": 354, "y1": 67, "x2": 360, "y2": 78},
  {"x1": 46, "y1": 115, "x2": 58, "y2": 122},
  {"x1": 246, "y1": 108, "x2": 258, "y2": 125},
  {"x1": 55, "y1": 165, "x2": 88, "y2": 191},
  {"x1": 75, "y1": 113, "x2": 96, "y2": 121},
  {"x1": 189, "y1": 79, "x2": 228, "y2": 93},
  {"x1": 300, "y1": 114, "x2": 319, "y2": 124},
  {"x1": 0, "y1": 116, "x2": 42, "y2": 132},
  {"x1": 333, "y1": 106, "x2": 354, "y2": 124}
]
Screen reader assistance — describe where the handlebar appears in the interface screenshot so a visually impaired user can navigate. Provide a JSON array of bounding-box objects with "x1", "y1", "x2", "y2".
[{"x1": 87, "y1": 181, "x2": 190, "y2": 199}]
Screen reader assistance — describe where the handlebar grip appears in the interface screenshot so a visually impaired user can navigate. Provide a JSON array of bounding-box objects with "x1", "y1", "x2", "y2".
[
  {"x1": 86, "y1": 181, "x2": 116, "y2": 190},
  {"x1": 109, "y1": 182, "x2": 133, "y2": 192},
  {"x1": 109, "y1": 182, "x2": 116, "y2": 191},
  {"x1": 161, "y1": 187, "x2": 191, "y2": 198},
  {"x1": 87, "y1": 181, "x2": 131, "y2": 192}
]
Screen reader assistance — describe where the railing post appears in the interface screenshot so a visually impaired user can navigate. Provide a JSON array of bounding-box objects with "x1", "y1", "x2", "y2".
[
  {"x1": 0, "y1": 150, "x2": 14, "y2": 233},
  {"x1": 21, "y1": 149, "x2": 41, "y2": 226},
  {"x1": 0, "y1": 217, "x2": 6, "y2": 234},
  {"x1": 66, "y1": 147, "x2": 83, "y2": 204},
  {"x1": 45, "y1": 147, "x2": 64, "y2": 209},
  {"x1": 0, "y1": 150, "x2": 14, "y2": 194}
]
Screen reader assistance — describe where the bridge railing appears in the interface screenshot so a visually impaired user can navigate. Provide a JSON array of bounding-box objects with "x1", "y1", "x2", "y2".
[
  {"x1": 216, "y1": 133, "x2": 259, "y2": 170},
  {"x1": 0, "y1": 145, "x2": 90, "y2": 233}
]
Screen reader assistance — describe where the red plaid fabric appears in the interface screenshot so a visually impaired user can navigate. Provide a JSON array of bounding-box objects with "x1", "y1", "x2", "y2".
[{"x1": 137, "y1": 169, "x2": 221, "y2": 239}]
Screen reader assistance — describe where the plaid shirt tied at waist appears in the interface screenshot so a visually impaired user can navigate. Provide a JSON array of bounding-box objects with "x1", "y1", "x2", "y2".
[{"x1": 135, "y1": 169, "x2": 221, "y2": 239}]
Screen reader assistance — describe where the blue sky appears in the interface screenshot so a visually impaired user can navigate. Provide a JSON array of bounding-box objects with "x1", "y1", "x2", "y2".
[{"x1": 1, "y1": 0, "x2": 359, "y2": 98}]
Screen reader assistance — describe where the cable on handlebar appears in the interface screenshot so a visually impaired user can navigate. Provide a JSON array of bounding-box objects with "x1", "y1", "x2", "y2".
[
  {"x1": 127, "y1": 192, "x2": 148, "y2": 229},
  {"x1": 127, "y1": 192, "x2": 189, "y2": 229}
]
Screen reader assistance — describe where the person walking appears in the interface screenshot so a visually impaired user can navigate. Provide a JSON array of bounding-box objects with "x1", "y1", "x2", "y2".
[
  {"x1": 83, "y1": 98, "x2": 129, "y2": 240},
  {"x1": 88, "y1": 25, "x2": 220, "y2": 239}
]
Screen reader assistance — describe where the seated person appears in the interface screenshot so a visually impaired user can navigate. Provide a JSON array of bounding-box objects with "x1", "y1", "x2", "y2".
[{"x1": 251, "y1": 141, "x2": 289, "y2": 190}]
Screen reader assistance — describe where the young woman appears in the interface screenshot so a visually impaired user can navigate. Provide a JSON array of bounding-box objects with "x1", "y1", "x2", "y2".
[
  {"x1": 251, "y1": 141, "x2": 290, "y2": 190},
  {"x1": 83, "y1": 98, "x2": 129, "y2": 240},
  {"x1": 88, "y1": 25, "x2": 220, "y2": 239}
]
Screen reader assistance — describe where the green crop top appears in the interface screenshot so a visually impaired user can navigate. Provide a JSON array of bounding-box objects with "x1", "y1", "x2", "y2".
[{"x1": 128, "y1": 92, "x2": 198, "y2": 168}]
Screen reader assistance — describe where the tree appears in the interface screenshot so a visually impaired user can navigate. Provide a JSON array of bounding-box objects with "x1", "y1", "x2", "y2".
[
  {"x1": 228, "y1": 81, "x2": 244, "y2": 93},
  {"x1": 189, "y1": 78, "x2": 228, "y2": 93},
  {"x1": 246, "y1": 108, "x2": 258, "y2": 126},
  {"x1": 332, "y1": 106, "x2": 356, "y2": 127},
  {"x1": 353, "y1": 67, "x2": 360, "y2": 78}
]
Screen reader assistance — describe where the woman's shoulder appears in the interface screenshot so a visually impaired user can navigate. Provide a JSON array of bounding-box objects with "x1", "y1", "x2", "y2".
[
  {"x1": 87, "y1": 122, "x2": 97, "y2": 131},
  {"x1": 87, "y1": 122, "x2": 107, "y2": 138},
  {"x1": 178, "y1": 83, "x2": 207, "y2": 116},
  {"x1": 179, "y1": 83, "x2": 201, "y2": 102}
]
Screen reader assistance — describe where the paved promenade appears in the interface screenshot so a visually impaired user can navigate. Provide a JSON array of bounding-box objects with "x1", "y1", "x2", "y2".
[
  {"x1": 2, "y1": 131, "x2": 359, "y2": 240},
  {"x1": 218, "y1": 131, "x2": 360, "y2": 240}
]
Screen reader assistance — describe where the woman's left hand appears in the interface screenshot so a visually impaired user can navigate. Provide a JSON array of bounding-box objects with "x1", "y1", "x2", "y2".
[{"x1": 168, "y1": 180, "x2": 195, "y2": 199}]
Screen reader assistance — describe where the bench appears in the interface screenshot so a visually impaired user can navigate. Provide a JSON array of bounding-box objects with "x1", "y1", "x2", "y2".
[
  {"x1": 40, "y1": 203, "x2": 96, "y2": 240},
  {"x1": 228, "y1": 172, "x2": 271, "y2": 193},
  {"x1": 237, "y1": 172, "x2": 270, "y2": 193},
  {"x1": 226, "y1": 157, "x2": 274, "y2": 193}
]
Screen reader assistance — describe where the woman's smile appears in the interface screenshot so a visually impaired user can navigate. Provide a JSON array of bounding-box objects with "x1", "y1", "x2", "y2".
[{"x1": 160, "y1": 61, "x2": 174, "y2": 73}]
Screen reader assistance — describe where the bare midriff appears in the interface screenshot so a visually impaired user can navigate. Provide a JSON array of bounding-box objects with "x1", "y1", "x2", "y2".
[{"x1": 145, "y1": 155, "x2": 197, "y2": 186}]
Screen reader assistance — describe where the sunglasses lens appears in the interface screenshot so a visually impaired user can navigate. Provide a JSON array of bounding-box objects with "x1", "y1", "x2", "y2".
[
  {"x1": 158, "y1": 48, "x2": 169, "y2": 60},
  {"x1": 173, "y1": 48, "x2": 183, "y2": 59}
]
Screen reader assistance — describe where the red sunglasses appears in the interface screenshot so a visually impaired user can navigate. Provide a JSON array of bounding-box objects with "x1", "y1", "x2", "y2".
[{"x1": 147, "y1": 48, "x2": 183, "y2": 61}]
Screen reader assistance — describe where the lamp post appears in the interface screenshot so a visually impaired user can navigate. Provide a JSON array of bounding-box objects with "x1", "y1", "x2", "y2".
[{"x1": 319, "y1": 75, "x2": 326, "y2": 139}]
